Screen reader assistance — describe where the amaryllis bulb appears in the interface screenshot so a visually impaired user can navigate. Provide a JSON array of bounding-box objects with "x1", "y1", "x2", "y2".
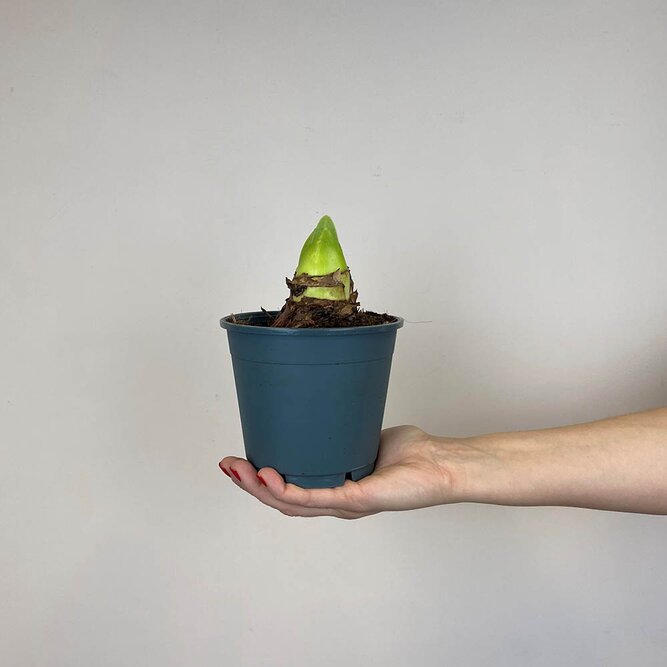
[{"x1": 293, "y1": 215, "x2": 351, "y2": 301}]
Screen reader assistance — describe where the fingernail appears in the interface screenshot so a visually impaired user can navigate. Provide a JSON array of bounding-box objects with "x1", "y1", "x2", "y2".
[
  {"x1": 231, "y1": 468, "x2": 241, "y2": 482},
  {"x1": 219, "y1": 463, "x2": 231, "y2": 477},
  {"x1": 257, "y1": 474, "x2": 267, "y2": 486}
]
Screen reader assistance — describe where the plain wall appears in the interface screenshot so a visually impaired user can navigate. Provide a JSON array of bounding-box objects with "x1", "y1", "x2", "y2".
[{"x1": 2, "y1": 1, "x2": 666, "y2": 665}]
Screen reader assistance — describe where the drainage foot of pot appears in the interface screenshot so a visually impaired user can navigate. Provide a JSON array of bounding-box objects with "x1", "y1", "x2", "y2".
[
  {"x1": 284, "y1": 473, "x2": 345, "y2": 489},
  {"x1": 284, "y1": 463, "x2": 376, "y2": 489},
  {"x1": 348, "y1": 462, "x2": 375, "y2": 481}
]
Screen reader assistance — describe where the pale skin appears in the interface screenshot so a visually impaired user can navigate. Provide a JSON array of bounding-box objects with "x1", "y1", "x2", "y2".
[{"x1": 219, "y1": 407, "x2": 667, "y2": 518}]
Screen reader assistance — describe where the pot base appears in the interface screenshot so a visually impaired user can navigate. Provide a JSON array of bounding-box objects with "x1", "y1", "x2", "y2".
[{"x1": 283, "y1": 462, "x2": 375, "y2": 489}]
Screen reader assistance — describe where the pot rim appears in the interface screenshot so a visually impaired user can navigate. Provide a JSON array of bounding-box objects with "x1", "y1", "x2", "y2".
[{"x1": 220, "y1": 310, "x2": 404, "y2": 336}]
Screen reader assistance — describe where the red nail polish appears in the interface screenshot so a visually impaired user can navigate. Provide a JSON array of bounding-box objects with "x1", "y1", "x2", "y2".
[
  {"x1": 219, "y1": 464, "x2": 231, "y2": 477},
  {"x1": 231, "y1": 469, "x2": 241, "y2": 481},
  {"x1": 257, "y1": 474, "x2": 267, "y2": 486}
]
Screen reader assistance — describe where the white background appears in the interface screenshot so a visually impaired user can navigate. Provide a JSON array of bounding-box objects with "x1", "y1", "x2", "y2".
[{"x1": 2, "y1": 1, "x2": 667, "y2": 665}]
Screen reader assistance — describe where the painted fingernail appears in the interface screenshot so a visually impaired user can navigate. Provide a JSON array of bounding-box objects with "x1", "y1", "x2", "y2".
[
  {"x1": 219, "y1": 463, "x2": 231, "y2": 477},
  {"x1": 257, "y1": 474, "x2": 267, "y2": 486},
  {"x1": 231, "y1": 468, "x2": 241, "y2": 482}
]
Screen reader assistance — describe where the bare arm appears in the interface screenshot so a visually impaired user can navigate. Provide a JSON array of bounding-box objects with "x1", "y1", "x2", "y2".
[
  {"x1": 219, "y1": 407, "x2": 667, "y2": 518},
  {"x1": 456, "y1": 407, "x2": 667, "y2": 514}
]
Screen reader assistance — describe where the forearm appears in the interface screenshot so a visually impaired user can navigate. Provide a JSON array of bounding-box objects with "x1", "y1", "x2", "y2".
[{"x1": 451, "y1": 407, "x2": 667, "y2": 514}]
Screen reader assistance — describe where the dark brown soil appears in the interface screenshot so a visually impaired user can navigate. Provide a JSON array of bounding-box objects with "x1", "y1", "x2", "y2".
[
  {"x1": 227, "y1": 305, "x2": 397, "y2": 328},
  {"x1": 271, "y1": 303, "x2": 396, "y2": 328}
]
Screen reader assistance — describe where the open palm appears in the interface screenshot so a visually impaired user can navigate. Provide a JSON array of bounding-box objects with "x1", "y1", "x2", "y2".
[{"x1": 219, "y1": 425, "x2": 462, "y2": 519}]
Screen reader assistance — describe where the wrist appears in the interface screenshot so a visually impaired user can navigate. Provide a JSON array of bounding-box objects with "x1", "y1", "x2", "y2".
[
  {"x1": 427, "y1": 432, "x2": 502, "y2": 505},
  {"x1": 430, "y1": 431, "x2": 526, "y2": 506}
]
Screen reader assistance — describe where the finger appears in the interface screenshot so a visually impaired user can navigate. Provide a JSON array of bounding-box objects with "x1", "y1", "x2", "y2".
[
  {"x1": 219, "y1": 457, "x2": 366, "y2": 519},
  {"x1": 219, "y1": 456, "x2": 245, "y2": 482}
]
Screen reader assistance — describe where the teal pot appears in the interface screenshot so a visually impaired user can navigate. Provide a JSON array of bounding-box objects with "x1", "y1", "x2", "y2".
[{"x1": 220, "y1": 311, "x2": 403, "y2": 488}]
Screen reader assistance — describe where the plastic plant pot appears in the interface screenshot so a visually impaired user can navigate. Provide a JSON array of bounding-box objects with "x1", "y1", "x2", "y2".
[{"x1": 220, "y1": 310, "x2": 404, "y2": 488}]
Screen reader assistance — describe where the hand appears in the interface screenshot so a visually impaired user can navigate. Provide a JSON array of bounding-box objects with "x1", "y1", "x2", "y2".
[
  {"x1": 218, "y1": 425, "x2": 468, "y2": 519},
  {"x1": 220, "y1": 408, "x2": 667, "y2": 516}
]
